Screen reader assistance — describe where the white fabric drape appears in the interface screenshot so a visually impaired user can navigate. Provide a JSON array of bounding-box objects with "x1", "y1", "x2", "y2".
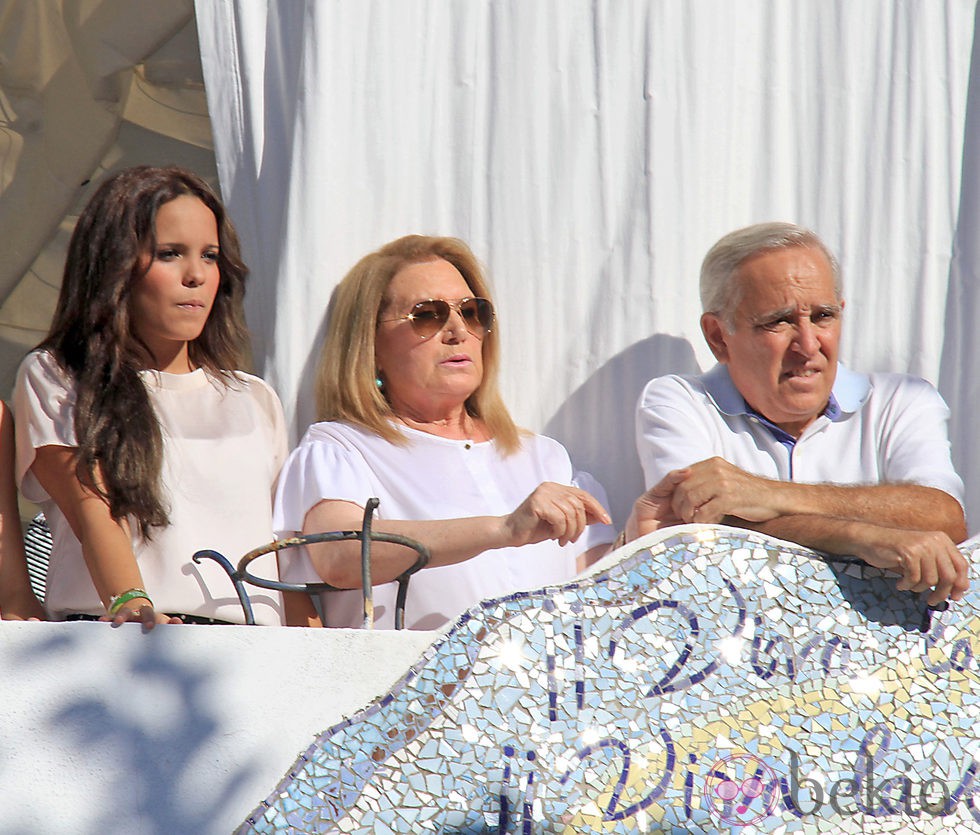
[
  {"x1": 195, "y1": 0, "x2": 980, "y2": 530},
  {"x1": 0, "y1": 0, "x2": 203, "y2": 390}
]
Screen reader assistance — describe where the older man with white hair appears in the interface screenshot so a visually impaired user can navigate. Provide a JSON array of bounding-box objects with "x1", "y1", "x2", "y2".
[{"x1": 630, "y1": 222, "x2": 968, "y2": 605}]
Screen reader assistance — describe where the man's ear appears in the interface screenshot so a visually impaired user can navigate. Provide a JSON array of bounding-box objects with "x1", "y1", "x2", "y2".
[{"x1": 701, "y1": 312, "x2": 730, "y2": 363}]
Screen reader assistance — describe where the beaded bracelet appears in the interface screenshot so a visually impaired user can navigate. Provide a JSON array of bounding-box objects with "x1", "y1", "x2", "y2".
[{"x1": 108, "y1": 588, "x2": 152, "y2": 616}]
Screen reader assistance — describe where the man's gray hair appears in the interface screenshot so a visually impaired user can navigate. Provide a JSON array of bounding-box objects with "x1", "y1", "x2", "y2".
[{"x1": 700, "y1": 222, "x2": 842, "y2": 329}]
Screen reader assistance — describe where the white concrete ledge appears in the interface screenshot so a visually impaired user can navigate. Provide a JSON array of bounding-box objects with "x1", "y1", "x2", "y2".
[{"x1": 0, "y1": 620, "x2": 438, "y2": 833}]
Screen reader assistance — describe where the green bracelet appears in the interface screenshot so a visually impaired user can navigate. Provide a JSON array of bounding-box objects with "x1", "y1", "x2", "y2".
[{"x1": 108, "y1": 588, "x2": 152, "y2": 616}]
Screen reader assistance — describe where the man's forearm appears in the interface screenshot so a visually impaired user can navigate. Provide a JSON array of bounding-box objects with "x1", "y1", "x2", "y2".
[
  {"x1": 662, "y1": 458, "x2": 967, "y2": 543},
  {"x1": 734, "y1": 514, "x2": 877, "y2": 558},
  {"x1": 733, "y1": 512, "x2": 969, "y2": 605},
  {"x1": 768, "y1": 482, "x2": 966, "y2": 543}
]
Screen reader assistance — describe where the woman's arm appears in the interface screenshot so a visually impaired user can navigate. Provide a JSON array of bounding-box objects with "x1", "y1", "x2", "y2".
[
  {"x1": 0, "y1": 403, "x2": 45, "y2": 620},
  {"x1": 30, "y1": 445, "x2": 178, "y2": 627},
  {"x1": 277, "y1": 553, "x2": 324, "y2": 627},
  {"x1": 302, "y1": 482, "x2": 612, "y2": 588}
]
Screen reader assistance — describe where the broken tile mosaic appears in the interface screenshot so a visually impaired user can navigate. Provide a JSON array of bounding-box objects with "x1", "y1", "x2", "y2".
[{"x1": 237, "y1": 526, "x2": 980, "y2": 833}]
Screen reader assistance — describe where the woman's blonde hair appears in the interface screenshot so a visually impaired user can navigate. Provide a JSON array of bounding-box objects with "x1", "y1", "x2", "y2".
[{"x1": 315, "y1": 235, "x2": 522, "y2": 453}]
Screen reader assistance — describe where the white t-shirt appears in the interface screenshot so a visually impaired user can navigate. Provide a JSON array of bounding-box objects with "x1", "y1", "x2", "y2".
[
  {"x1": 273, "y1": 421, "x2": 616, "y2": 630},
  {"x1": 14, "y1": 350, "x2": 288, "y2": 624},
  {"x1": 636, "y1": 363, "x2": 965, "y2": 504}
]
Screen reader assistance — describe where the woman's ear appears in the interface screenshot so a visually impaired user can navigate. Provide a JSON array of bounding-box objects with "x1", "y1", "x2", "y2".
[{"x1": 700, "y1": 312, "x2": 731, "y2": 363}]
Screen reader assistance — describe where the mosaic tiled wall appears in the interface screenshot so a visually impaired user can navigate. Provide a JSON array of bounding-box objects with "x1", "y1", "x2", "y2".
[{"x1": 238, "y1": 526, "x2": 980, "y2": 834}]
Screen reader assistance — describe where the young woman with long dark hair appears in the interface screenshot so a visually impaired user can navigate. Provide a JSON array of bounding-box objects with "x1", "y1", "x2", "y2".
[{"x1": 14, "y1": 166, "x2": 287, "y2": 626}]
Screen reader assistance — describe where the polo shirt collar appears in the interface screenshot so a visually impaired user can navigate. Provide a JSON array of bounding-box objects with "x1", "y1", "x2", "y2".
[{"x1": 701, "y1": 362, "x2": 871, "y2": 422}]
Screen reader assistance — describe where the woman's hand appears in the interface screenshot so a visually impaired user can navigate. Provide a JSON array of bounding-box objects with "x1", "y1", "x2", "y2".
[
  {"x1": 32, "y1": 446, "x2": 173, "y2": 631},
  {"x1": 100, "y1": 599, "x2": 182, "y2": 629},
  {"x1": 624, "y1": 476, "x2": 685, "y2": 540},
  {"x1": 0, "y1": 589, "x2": 47, "y2": 621},
  {"x1": 502, "y1": 482, "x2": 611, "y2": 547}
]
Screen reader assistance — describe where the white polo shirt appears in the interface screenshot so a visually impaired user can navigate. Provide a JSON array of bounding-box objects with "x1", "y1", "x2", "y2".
[{"x1": 635, "y1": 363, "x2": 964, "y2": 505}]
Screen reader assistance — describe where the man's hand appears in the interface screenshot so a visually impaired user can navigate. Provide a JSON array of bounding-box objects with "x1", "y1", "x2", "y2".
[
  {"x1": 664, "y1": 457, "x2": 786, "y2": 524},
  {"x1": 625, "y1": 474, "x2": 685, "y2": 540},
  {"x1": 848, "y1": 524, "x2": 969, "y2": 606}
]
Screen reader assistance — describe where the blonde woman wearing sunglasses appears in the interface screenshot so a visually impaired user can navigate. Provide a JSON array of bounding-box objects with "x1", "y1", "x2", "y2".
[{"x1": 273, "y1": 235, "x2": 616, "y2": 629}]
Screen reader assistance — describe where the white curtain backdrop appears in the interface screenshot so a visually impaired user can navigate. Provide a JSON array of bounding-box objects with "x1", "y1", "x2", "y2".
[{"x1": 195, "y1": 0, "x2": 980, "y2": 531}]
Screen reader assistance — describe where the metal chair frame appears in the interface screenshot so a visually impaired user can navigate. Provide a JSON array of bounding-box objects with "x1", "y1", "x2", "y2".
[{"x1": 193, "y1": 498, "x2": 430, "y2": 629}]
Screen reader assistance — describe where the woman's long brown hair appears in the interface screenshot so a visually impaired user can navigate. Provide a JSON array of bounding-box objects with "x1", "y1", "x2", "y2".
[{"x1": 40, "y1": 166, "x2": 249, "y2": 537}]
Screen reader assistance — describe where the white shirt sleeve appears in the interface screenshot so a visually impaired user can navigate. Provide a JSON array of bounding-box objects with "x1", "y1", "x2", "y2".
[
  {"x1": 273, "y1": 433, "x2": 376, "y2": 536},
  {"x1": 635, "y1": 374, "x2": 718, "y2": 489},
  {"x1": 872, "y1": 374, "x2": 964, "y2": 503},
  {"x1": 12, "y1": 351, "x2": 78, "y2": 499}
]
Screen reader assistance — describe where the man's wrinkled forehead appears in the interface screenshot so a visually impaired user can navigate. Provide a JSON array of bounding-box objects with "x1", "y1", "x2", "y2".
[
  {"x1": 732, "y1": 246, "x2": 841, "y2": 309},
  {"x1": 734, "y1": 244, "x2": 842, "y2": 295}
]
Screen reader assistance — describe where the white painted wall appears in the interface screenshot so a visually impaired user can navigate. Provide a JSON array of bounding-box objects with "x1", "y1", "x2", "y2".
[{"x1": 0, "y1": 621, "x2": 437, "y2": 834}]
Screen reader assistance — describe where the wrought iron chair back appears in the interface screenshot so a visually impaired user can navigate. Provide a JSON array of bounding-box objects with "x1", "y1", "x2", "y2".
[{"x1": 193, "y1": 498, "x2": 430, "y2": 629}]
